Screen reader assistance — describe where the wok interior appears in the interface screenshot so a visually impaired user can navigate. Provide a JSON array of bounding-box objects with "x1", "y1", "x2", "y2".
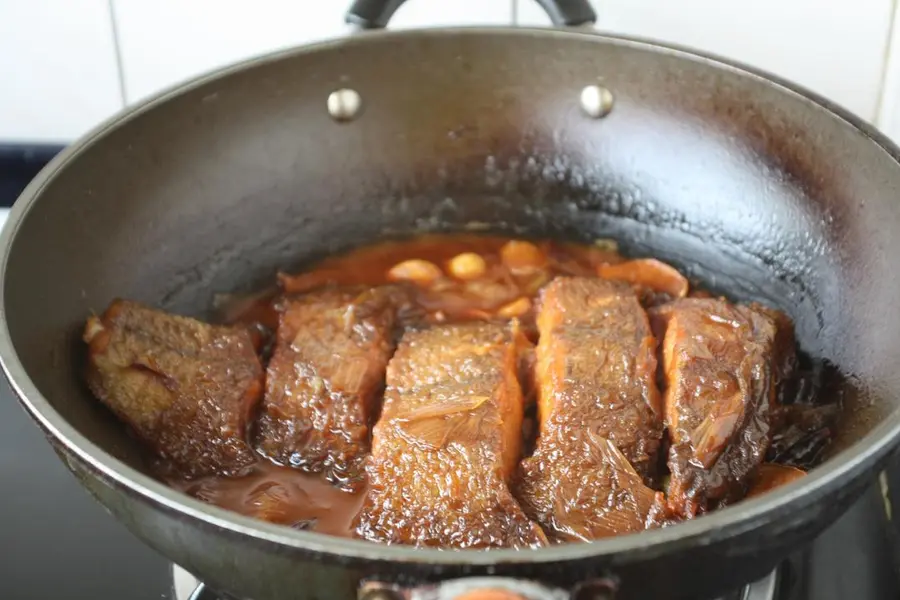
[{"x1": 5, "y1": 30, "x2": 900, "y2": 494}]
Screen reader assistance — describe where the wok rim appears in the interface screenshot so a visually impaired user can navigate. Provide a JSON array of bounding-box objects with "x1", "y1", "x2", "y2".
[{"x1": 2, "y1": 25, "x2": 899, "y2": 568}]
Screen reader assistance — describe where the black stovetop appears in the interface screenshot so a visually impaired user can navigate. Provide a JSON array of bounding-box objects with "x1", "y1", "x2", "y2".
[
  {"x1": 2, "y1": 374, "x2": 900, "y2": 600},
  {"x1": 1, "y1": 380, "x2": 171, "y2": 600}
]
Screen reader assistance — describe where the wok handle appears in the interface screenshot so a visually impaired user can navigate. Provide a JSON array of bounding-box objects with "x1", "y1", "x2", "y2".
[{"x1": 345, "y1": 0, "x2": 597, "y2": 29}]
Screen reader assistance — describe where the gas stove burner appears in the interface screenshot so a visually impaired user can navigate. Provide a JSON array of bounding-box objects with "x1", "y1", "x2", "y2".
[
  {"x1": 173, "y1": 566, "x2": 236, "y2": 600},
  {"x1": 171, "y1": 564, "x2": 779, "y2": 600}
]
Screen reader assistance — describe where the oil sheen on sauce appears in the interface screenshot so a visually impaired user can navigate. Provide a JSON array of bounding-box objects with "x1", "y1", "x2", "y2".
[{"x1": 170, "y1": 463, "x2": 366, "y2": 536}]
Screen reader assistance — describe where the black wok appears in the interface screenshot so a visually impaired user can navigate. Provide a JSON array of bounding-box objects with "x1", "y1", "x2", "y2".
[{"x1": 3, "y1": 1, "x2": 900, "y2": 598}]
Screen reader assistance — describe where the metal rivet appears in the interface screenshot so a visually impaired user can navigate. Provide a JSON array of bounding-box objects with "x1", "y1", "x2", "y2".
[
  {"x1": 579, "y1": 84, "x2": 614, "y2": 118},
  {"x1": 328, "y1": 88, "x2": 363, "y2": 122}
]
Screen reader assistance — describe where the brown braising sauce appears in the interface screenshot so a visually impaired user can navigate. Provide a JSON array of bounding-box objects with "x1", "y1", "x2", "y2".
[
  {"x1": 169, "y1": 463, "x2": 366, "y2": 536},
  {"x1": 160, "y1": 234, "x2": 835, "y2": 541}
]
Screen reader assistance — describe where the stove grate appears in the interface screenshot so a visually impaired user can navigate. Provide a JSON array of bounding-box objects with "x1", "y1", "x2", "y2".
[{"x1": 172, "y1": 564, "x2": 779, "y2": 600}]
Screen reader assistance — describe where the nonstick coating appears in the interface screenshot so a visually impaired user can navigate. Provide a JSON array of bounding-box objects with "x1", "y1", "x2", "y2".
[{"x1": 3, "y1": 28, "x2": 900, "y2": 600}]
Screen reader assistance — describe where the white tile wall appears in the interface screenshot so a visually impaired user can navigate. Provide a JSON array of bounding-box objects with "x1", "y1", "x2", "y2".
[
  {"x1": 112, "y1": 0, "x2": 514, "y2": 105},
  {"x1": 381, "y1": 0, "x2": 513, "y2": 28},
  {"x1": 111, "y1": 1, "x2": 347, "y2": 104},
  {"x1": 517, "y1": 0, "x2": 894, "y2": 121},
  {"x1": 875, "y1": 3, "x2": 900, "y2": 141},
  {"x1": 5, "y1": 0, "x2": 900, "y2": 142},
  {"x1": 0, "y1": 0, "x2": 123, "y2": 142}
]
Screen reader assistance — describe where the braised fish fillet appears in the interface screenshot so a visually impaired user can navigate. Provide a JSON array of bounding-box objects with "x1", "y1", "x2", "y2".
[
  {"x1": 355, "y1": 321, "x2": 547, "y2": 548},
  {"x1": 254, "y1": 286, "x2": 410, "y2": 491},
  {"x1": 83, "y1": 299, "x2": 264, "y2": 478},
  {"x1": 517, "y1": 277, "x2": 667, "y2": 542},
  {"x1": 652, "y1": 298, "x2": 794, "y2": 517}
]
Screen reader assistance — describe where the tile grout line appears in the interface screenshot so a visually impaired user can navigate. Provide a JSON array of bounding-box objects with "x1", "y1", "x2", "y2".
[
  {"x1": 874, "y1": 0, "x2": 900, "y2": 129},
  {"x1": 106, "y1": 0, "x2": 129, "y2": 107}
]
